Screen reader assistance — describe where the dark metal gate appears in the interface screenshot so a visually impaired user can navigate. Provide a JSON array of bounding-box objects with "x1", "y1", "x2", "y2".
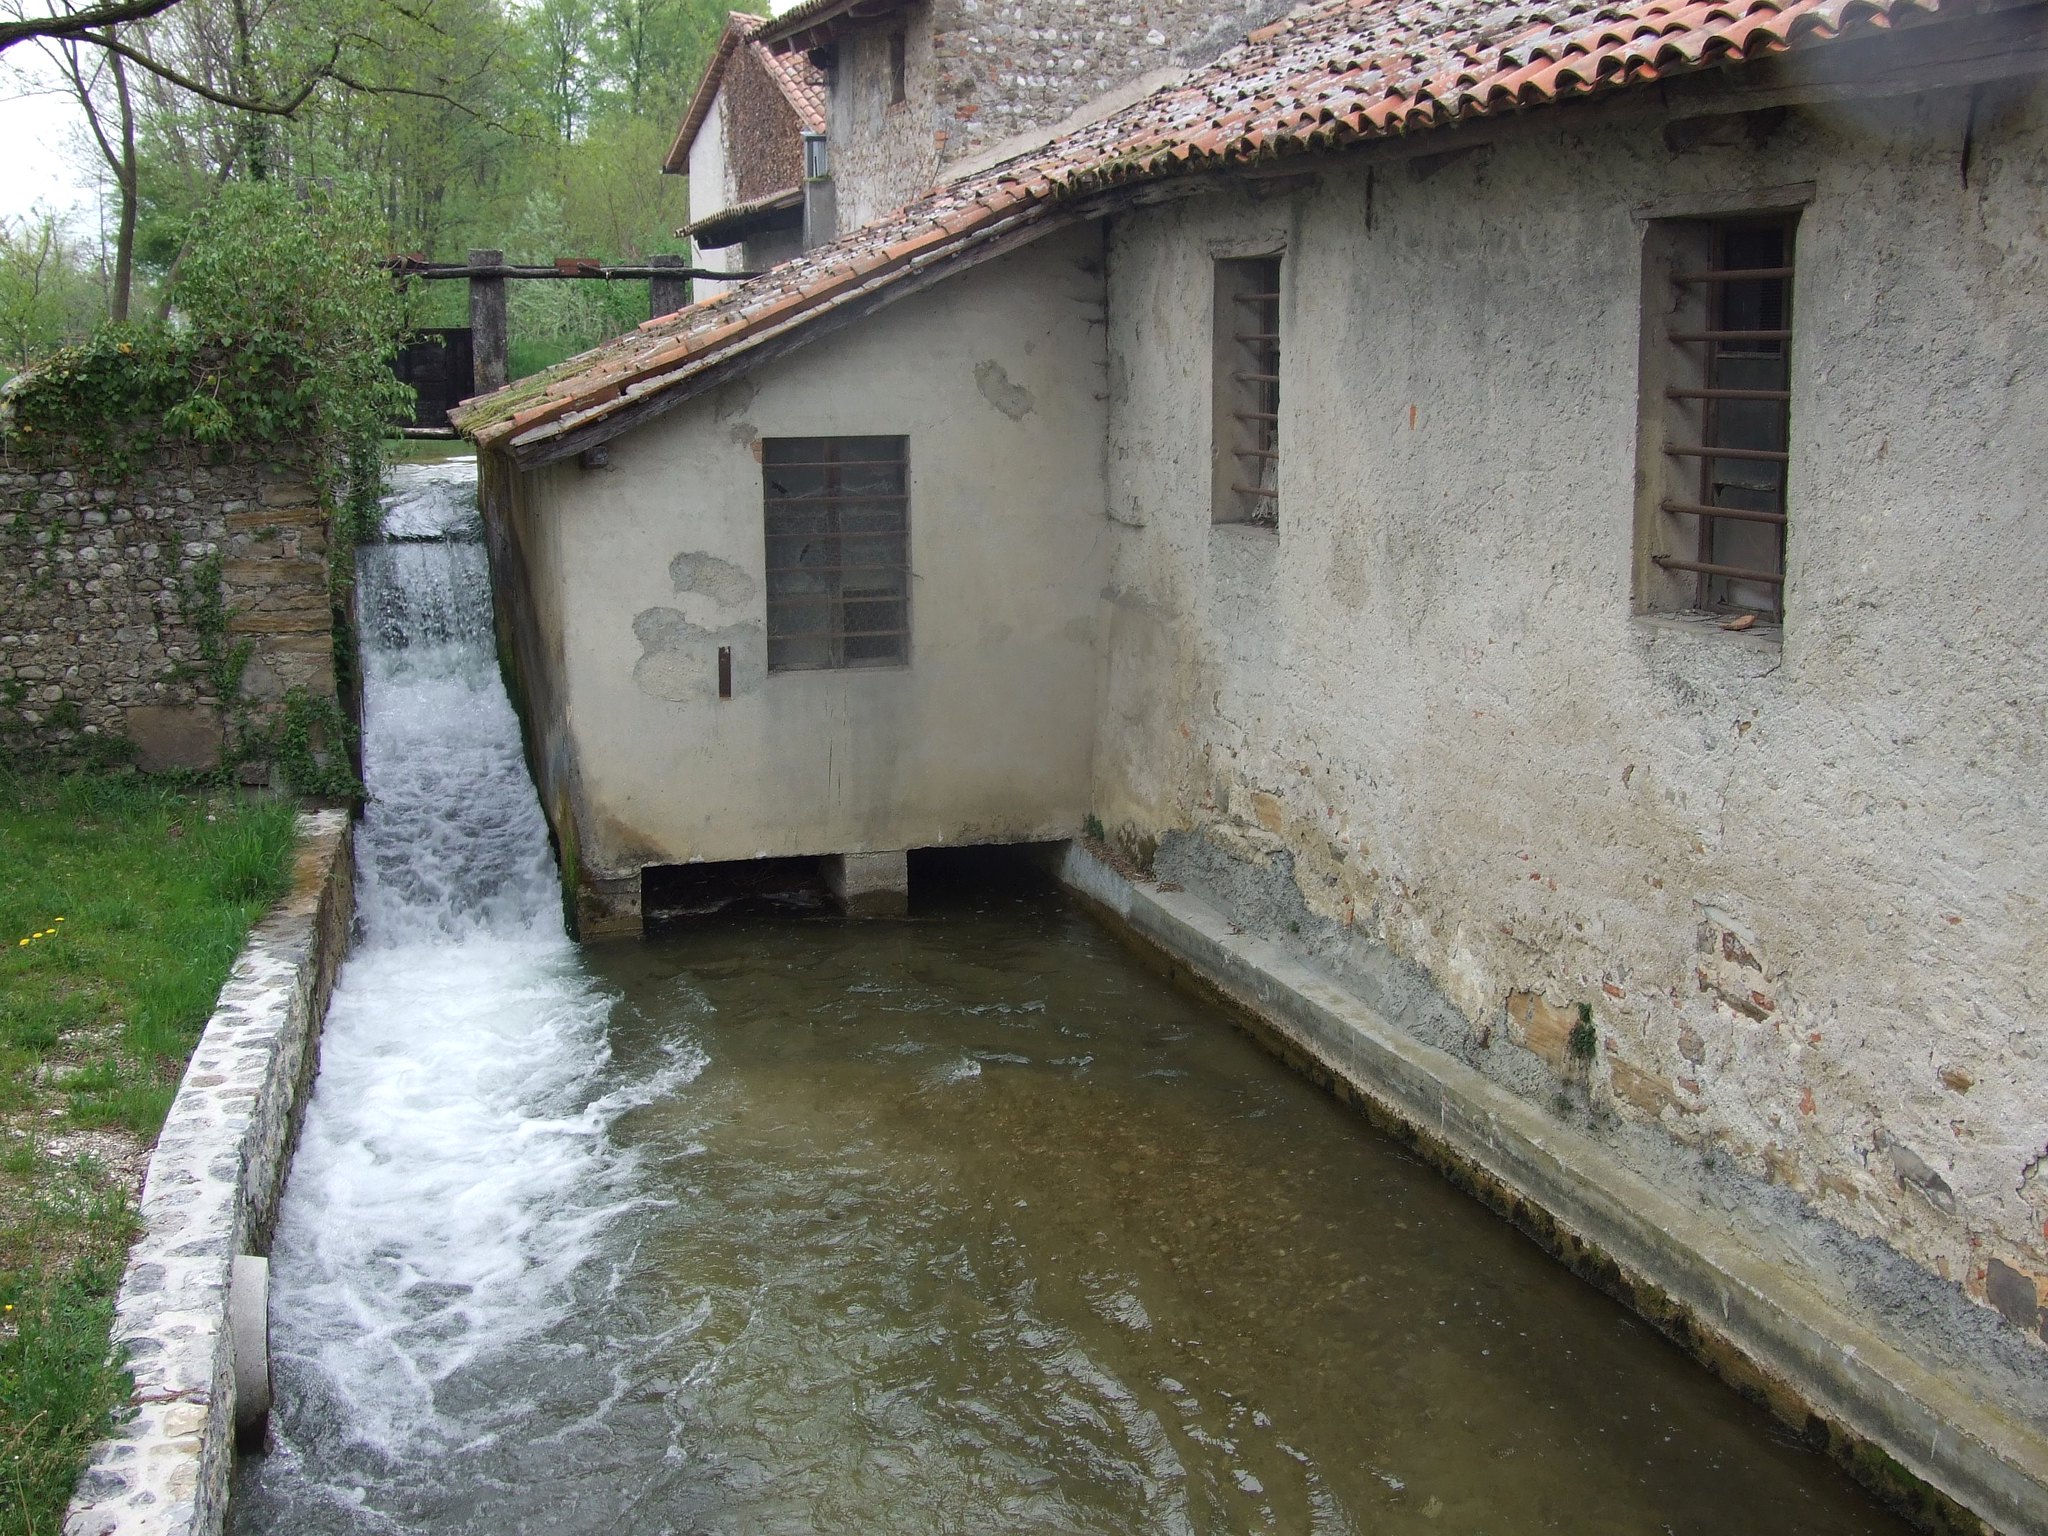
[{"x1": 393, "y1": 328, "x2": 475, "y2": 430}]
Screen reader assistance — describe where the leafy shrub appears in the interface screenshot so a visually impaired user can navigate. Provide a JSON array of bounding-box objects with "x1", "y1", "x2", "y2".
[{"x1": 1, "y1": 181, "x2": 410, "y2": 495}]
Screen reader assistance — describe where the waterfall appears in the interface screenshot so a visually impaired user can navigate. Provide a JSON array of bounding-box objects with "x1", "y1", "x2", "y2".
[{"x1": 236, "y1": 459, "x2": 679, "y2": 1530}]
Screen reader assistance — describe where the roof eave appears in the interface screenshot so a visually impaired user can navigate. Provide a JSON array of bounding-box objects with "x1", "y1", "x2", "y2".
[
  {"x1": 685, "y1": 188, "x2": 805, "y2": 247},
  {"x1": 662, "y1": 14, "x2": 764, "y2": 174},
  {"x1": 758, "y1": 0, "x2": 914, "y2": 56}
]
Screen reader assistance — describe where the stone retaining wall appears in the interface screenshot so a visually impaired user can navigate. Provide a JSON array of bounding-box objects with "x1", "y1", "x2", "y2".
[
  {"x1": 64, "y1": 810, "x2": 354, "y2": 1536},
  {"x1": 0, "y1": 442, "x2": 340, "y2": 780}
]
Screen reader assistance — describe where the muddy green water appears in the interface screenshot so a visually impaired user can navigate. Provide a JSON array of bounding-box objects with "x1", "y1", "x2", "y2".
[{"x1": 572, "y1": 877, "x2": 1908, "y2": 1535}]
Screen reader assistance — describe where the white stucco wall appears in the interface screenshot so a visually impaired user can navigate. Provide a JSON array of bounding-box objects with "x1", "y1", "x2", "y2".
[
  {"x1": 1095, "y1": 81, "x2": 2048, "y2": 1318},
  {"x1": 520, "y1": 222, "x2": 1111, "y2": 878},
  {"x1": 685, "y1": 84, "x2": 742, "y2": 299}
]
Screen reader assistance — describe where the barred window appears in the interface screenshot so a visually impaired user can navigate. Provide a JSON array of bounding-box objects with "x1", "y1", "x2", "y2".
[
  {"x1": 1641, "y1": 215, "x2": 1796, "y2": 622},
  {"x1": 763, "y1": 436, "x2": 910, "y2": 673},
  {"x1": 1213, "y1": 255, "x2": 1281, "y2": 527}
]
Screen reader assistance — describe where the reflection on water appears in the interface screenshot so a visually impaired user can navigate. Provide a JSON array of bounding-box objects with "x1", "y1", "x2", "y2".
[{"x1": 231, "y1": 463, "x2": 1910, "y2": 1535}]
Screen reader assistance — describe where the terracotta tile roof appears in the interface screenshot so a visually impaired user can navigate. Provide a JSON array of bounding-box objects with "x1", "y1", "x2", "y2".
[
  {"x1": 464, "y1": 0, "x2": 1958, "y2": 460},
  {"x1": 759, "y1": 37, "x2": 827, "y2": 133},
  {"x1": 663, "y1": 12, "x2": 826, "y2": 173}
]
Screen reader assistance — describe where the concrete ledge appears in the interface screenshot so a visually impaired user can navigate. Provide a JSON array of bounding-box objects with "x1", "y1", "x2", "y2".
[
  {"x1": 1057, "y1": 842, "x2": 2048, "y2": 1536},
  {"x1": 65, "y1": 810, "x2": 355, "y2": 1536}
]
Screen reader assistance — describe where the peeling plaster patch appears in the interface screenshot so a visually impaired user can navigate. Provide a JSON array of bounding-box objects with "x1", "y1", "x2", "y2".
[
  {"x1": 632, "y1": 607, "x2": 761, "y2": 703},
  {"x1": 713, "y1": 379, "x2": 758, "y2": 422},
  {"x1": 975, "y1": 359, "x2": 1037, "y2": 421},
  {"x1": 1877, "y1": 1127, "x2": 1959, "y2": 1216},
  {"x1": 1984, "y1": 1257, "x2": 2043, "y2": 1333},
  {"x1": 669, "y1": 551, "x2": 755, "y2": 608}
]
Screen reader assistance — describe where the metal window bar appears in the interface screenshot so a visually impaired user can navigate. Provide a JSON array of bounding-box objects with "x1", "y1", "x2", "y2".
[
  {"x1": 763, "y1": 436, "x2": 910, "y2": 671},
  {"x1": 1659, "y1": 219, "x2": 1794, "y2": 620},
  {"x1": 1227, "y1": 259, "x2": 1281, "y2": 526}
]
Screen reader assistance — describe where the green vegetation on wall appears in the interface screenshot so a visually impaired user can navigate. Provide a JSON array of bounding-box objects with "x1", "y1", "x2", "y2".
[{"x1": 3, "y1": 182, "x2": 410, "y2": 497}]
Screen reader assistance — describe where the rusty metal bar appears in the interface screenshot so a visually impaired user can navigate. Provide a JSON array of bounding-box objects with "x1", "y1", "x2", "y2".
[
  {"x1": 770, "y1": 626, "x2": 913, "y2": 640},
  {"x1": 764, "y1": 493, "x2": 908, "y2": 504},
  {"x1": 1231, "y1": 484, "x2": 1279, "y2": 499},
  {"x1": 1671, "y1": 266, "x2": 1794, "y2": 283},
  {"x1": 1233, "y1": 410, "x2": 1279, "y2": 424},
  {"x1": 761, "y1": 458, "x2": 907, "y2": 470},
  {"x1": 388, "y1": 259, "x2": 761, "y2": 281},
  {"x1": 1235, "y1": 332, "x2": 1279, "y2": 343},
  {"x1": 1666, "y1": 386, "x2": 1791, "y2": 402},
  {"x1": 770, "y1": 592, "x2": 900, "y2": 607},
  {"x1": 766, "y1": 536, "x2": 906, "y2": 549},
  {"x1": 1233, "y1": 448, "x2": 1279, "y2": 460},
  {"x1": 1660, "y1": 499, "x2": 1788, "y2": 525},
  {"x1": 1653, "y1": 555, "x2": 1785, "y2": 584},
  {"x1": 1667, "y1": 328, "x2": 1792, "y2": 343},
  {"x1": 1664, "y1": 443, "x2": 1789, "y2": 463},
  {"x1": 1233, "y1": 372, "x2": 1281, "y2": 385},
  {"x1": 767, "y1": 564, "x2": 904, "y2": 576}
]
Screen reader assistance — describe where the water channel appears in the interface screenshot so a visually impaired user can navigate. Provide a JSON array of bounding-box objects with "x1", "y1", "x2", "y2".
[{"x1": 230, "y1": 461, "x2": 1915, "y2": 1534}]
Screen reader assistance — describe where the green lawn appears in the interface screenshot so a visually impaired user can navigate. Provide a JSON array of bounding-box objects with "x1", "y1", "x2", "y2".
[{"x1": 0, "y1": 773, "x2": 299, "y2": 1534}]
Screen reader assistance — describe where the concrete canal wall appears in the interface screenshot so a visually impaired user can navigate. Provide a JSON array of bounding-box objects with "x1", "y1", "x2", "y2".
[
  {"x1": 1057, "y1": 840, "x2": 2048, "y2": 1536},
  {"x1": 64, "y1": 810, "x2": 354, "y2": 1536}
]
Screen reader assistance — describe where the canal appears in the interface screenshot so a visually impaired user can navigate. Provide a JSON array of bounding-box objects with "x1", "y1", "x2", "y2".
[{"x1": 230, "y1": 460, "x2": 1914, "y2": 1534}]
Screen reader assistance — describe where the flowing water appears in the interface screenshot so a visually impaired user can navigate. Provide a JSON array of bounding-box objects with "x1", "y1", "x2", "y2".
[{"x1": 231, "y1": 460, "x2": 1914, "y2": 1535}]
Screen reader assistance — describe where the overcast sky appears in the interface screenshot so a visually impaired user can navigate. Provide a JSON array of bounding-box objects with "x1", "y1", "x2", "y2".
[{"x1": 2, "y1": 52, "x2": 100, "y2": 228}]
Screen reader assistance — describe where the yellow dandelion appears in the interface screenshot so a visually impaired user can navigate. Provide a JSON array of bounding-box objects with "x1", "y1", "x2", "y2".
[{"x1": 17, "y1": 938, "x2": 26, "y2": 947}]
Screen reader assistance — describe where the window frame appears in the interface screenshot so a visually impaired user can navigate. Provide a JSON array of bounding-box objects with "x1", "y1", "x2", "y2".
[
  {"x1": 1634, "y1": 208, "x2": 1800, "y2": 626},
  {"x1": 885, "y1": 30, "x2": 907, "y2": 107},
  {"x1": 761, "y1": 435, "x2": 912, "y2": 675},
  {"x1": 1211, "y1": 253, "x2": 1284, "y2": 528}
]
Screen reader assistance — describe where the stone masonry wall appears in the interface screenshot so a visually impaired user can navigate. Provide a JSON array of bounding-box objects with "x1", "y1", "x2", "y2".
[
  {"x1": 64, "y1": 811, "x2": 353, "y2": 1536},
  {"x1": 829, "y1": 0, "x2": 1283, "y2": 231},
  {"x1": 0, "y1": 441, "x2": 339, "y2": 780}
]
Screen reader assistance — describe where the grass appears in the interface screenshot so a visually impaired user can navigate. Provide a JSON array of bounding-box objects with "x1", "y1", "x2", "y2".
[{"x1": 0, "y1": 771, "x2": 299, "y2": 1534}]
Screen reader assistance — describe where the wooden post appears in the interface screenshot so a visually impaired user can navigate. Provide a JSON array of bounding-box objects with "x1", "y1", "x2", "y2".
[
  {"x1": 649, "y1": 254, "x2": 690, "y2": 321},
  {"x1": 468, "y1": 248, "x2": 508, "y2": 394}
]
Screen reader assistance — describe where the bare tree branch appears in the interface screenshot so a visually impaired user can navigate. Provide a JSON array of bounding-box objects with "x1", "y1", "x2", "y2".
[
  {"x1": 0, "y1": 0, "x2": 180, "y2": 52},
  {"x1": 74, "y1": 24, "x2": 337, "y2": 113}
]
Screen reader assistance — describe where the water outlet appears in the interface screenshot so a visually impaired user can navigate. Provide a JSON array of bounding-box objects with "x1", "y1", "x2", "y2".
[{"x1": 231, "y1": 1253, "x2": 271, "y2": 1449}]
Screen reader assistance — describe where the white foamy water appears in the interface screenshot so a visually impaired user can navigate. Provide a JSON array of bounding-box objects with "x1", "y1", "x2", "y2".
[{"x1": 242, "y1": 460, "x2": 674, "y2": 1520}]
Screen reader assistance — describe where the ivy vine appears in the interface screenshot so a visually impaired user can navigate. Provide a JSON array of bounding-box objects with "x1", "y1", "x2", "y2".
[{"x1": 264, "y1": 687, "x2": 362, "y2": 800}]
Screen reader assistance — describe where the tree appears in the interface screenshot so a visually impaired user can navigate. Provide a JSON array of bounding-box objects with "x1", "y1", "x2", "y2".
[
  {"x1": 0, "y1": 211, "x2": 100, "y2": 372},
  {"x1": 528, "y1": 0, "x2": 592, "y2": 141},
  {"x1": 42, "y1": 18, "x2": 140, "y2": 318}
]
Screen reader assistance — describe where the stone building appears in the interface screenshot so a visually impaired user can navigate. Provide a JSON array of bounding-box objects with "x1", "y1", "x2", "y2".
[
  {"x1": 754, "y1": 0, "x2": 1281, "y2": 231},
  {"x1": 459, "y1": 0, "x2": 2048, "y2": 1524},
  {"x1": 667, "y1": 12, "x2": 829, "y2": 299}
]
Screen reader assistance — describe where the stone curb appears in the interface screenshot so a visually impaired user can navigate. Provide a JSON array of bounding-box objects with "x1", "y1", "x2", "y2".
[
  {"x1": 64, "y1": 809, "x2": 355, "y2": 1536},
  {"x1": 1056, "y1": 843, "x2": 2048, "y2": 1536}
]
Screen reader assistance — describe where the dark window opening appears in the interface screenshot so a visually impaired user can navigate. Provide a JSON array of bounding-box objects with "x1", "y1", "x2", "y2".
[
  {"x1": 886, "y1": 31, "x2": 907, "y2": 105},
  {"x1": 1655, "y1": 216, "x2": 1795, "y2": 620},
  {"x1": 763, "y1": 435, "x2": 910, "y2": 673},
  {"x1": 1214, "y1": 255, "x2": 1281, "y2": 527}
]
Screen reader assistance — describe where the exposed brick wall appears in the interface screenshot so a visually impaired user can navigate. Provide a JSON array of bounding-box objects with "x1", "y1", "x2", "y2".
[
  {"x1": 0, "y1": 441, "x2": 340, "y2": 781},
  {"x1": 725, "y1": 46, "x2": 806, "y2": 204}
]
